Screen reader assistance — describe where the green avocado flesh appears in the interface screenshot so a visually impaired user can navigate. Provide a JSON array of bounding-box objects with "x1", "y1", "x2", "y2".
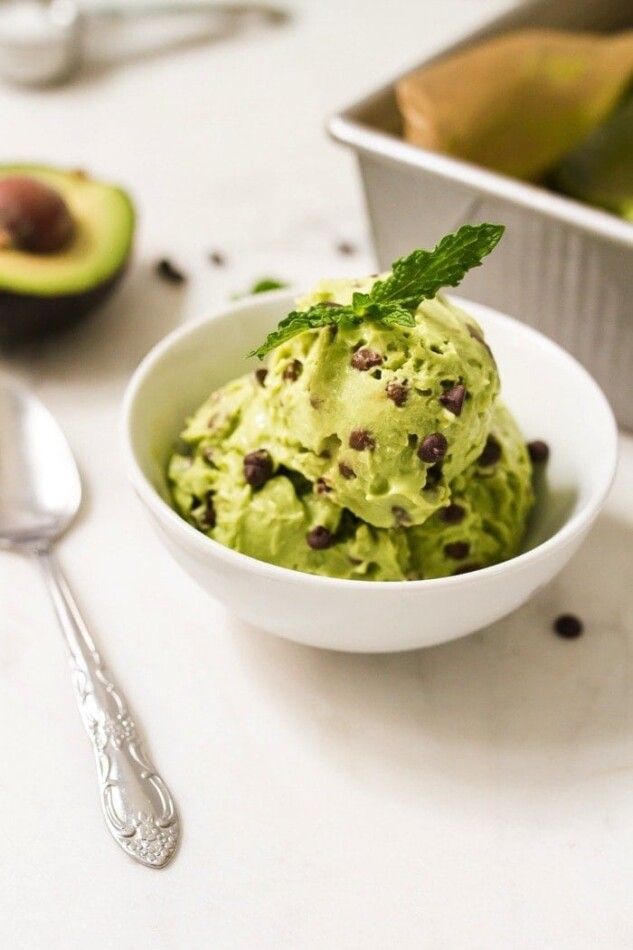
[
  {"x1": 0, "y1": 165, "x2": 135, "y2": 296},
  {"x1": 168, "y1": 280, "x2": 534, "y2": 581}
]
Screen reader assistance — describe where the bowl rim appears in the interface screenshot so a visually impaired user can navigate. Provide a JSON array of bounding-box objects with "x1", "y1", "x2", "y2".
[{"x1": 121, "y1": 289, "x2": 619, "y2": 592}]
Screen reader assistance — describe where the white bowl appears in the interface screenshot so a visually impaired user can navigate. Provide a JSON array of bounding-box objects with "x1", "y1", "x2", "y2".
[{"x1": 122, "y1": 291, "x2": 617, "y2": 653}]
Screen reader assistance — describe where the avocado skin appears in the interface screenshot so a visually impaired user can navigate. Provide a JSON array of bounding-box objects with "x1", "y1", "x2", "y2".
[{"x1": 0, "y1": 266, "x2": 126, "y2": 344}]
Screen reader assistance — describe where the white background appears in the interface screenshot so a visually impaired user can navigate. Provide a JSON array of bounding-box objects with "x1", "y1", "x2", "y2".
[{"x1": 2, "y1": 1, "x2": 633, "y2": 947}]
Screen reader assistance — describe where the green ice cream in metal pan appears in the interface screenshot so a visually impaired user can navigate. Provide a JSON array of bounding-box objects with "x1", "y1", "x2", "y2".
[{"x1": 167, "y1": 223, "x2": 536, "y2": 580}]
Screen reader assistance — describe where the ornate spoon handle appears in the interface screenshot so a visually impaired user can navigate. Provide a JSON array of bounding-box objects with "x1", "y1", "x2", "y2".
[{"x1": 37, "y1": 551, "x2": 180, "y2": 869}]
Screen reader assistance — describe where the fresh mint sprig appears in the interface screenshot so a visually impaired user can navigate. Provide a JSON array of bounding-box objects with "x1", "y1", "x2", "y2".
[{"x1": 248, "y1": 222, "x2": 504, "y2": 359}]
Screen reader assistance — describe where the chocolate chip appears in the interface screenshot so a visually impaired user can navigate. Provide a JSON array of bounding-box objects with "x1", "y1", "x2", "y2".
[
  {"x1": 351, "y1": 348, "x2": 382, "y2": 371},
  {"x1": 424, "y1": 463, "x2": 443, "y2": 488},
  {"x1": 243, "y1": 449, "x2": 273, "y2": 488},
  {"x1": 156, "y1": 258, "x2": 186, "y2": 284},
  {"x1": 336, "y1": 241, "x2": 356, "y2": 256},
  {"x1": 528, "y1": 440, "x2": 550, "y2": 464},
  {"x1": 307, "y1": 526, "x2": 334, "y2": 549},
  {"x1": 392, "y1": 506, "x2": 411, "y2": 526},
  {"x1": 439, "y1": 504, "x2": 465, "y2": 524},
  {"x1": 553, "y1": 614, "x2": 583, "y2": 639},
  {"x1": 349, "y1": 429, "x2": 375, "y2": 451},
  {"x1": 255, "y1": 368, "x2": 268, "y2": 387},
  {"x1": 283, "y1": 359, "x2": 303, "y2": 381},
  {"x1": 386, "y1": 381, "x2": 408, "y2": 407},
  {"x1": 452, "y1": 563, "x2": 481, "y2": 575},
  {"x1": 478, "y1": 435, "x2": 502, "y2": 466},
  {"x1": 439, "y1": 384, "x2": 467, "y2": 416},
  {"x1": 316, "y1": 478, "x2": 332, "y2": 494},
  {"x1": 208, "y1": 250, "x2": 226, "y2": 266},
  {"x1": 417, "y1": 432, "x2": 448, "y2": 463},
  {"x1": 444, "y1": 541, "x2": 470, "y2": 560},
  {"x1": 338, "y1": 462, "x2": 356, "y2": 479},
  {"x1": 202, "y1": 499, "x2": 216, "y2": 528}
]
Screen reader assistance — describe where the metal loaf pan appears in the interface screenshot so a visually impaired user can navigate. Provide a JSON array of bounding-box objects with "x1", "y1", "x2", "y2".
[{"x1": 329, "y1": 0, "x2": 633, "y2": 429}]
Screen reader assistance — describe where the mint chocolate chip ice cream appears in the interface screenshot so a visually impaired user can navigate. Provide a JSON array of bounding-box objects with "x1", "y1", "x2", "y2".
[
  {"x1": 167, "y1": 224, "x2": 536, "y2": 581},
  {"x1": 262, "y1": 282, "x2": 499, "y2": 528}
]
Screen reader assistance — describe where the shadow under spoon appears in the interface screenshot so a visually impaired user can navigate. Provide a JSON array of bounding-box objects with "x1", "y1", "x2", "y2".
[{"x1": 0, "y1": 373, "x2": 179, "y2": 868}]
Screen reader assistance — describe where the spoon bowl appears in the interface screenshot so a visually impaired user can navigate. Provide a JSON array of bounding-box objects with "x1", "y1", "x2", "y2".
[{"x1": 0, "y1": 377, "x2": 80, "y2": 548}]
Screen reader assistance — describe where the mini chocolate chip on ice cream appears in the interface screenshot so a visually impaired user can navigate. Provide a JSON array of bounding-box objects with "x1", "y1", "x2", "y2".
[
  {"x1": 243, "y1": 450, "x2": 273, "y2": 488},
  {"x1": 444, "y1": 541, "x2": 470, "y2": 560},
  {"x1": 306, "y1": 526, "x2": 334, "y2": 550},
  {"x1": 283, "y1": 359, "x2": 302, "y2": 381},
  {"x1": 439, "y1": 384, "x2": 467, "y2": 416},
  {"x1": 351, "y1": 348, "x2": 382, "y2": 371},
  {"x1": 338, "y1": 462, "x2": 356, "y2": 479},
  {"x1": 438, "y1": 503, "x2": 465, "y2": 524},
  {"x1": 349, "y1": 429, "x2": 376, "y2": 451},
  {"x1": 168, "y1": 224, "x2": 538, "y2": 580},
  {"x1": 418, "y1": 433, "x2": 448, "y2": 464},
  {"x1": 478, "y1": 434, "x2": 502, "y2": 466},
  {"x1": 385, "y1": 381, "x2": 408, "y2": 407}
]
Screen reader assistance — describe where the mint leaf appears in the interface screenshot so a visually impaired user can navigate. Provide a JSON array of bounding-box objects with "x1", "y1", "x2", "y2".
[
  {"x1": 371, "y1": 304, "x2": 416, "y2": 327},
  {"x1": 247, "y1": 222, "x2": 504, "y2": 359},
  {"x1": 247, "y1": 298, "x2": 417, "y2": 359},
  {"x1": 250, "y1": 277, "x2": 288, "y2": 294},
  {"x1": 247, "y1": 303, "x2": 352, "y2": 359},
  {"x1": 348, "y1": 292, "x2": 416, "y2": 326},
  {"x1": 370, "y1": 223, "x2": 505, "y2": 309}
]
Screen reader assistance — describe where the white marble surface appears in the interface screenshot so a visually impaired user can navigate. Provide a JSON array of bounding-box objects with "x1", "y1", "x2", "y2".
[{"x1": 2, "y1": 1, "x2": 633, "y2": 947}]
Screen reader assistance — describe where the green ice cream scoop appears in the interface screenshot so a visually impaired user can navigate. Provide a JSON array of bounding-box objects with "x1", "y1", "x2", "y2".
[
  {"x1": 168, "y1": 372, "x2": 533, "y2": 581},
  {"x1": 263, "y1": 282, "x2": 500, "y2": 528},
  {"x1": 166, "y1": 223, "x2": 533, "y2": 581},
  {"x1": 168, "y1": 371, "x2": 409, "y2": 580},
  {"x1": 406, "y1": 401, "x2": 533, "y2": 578}
]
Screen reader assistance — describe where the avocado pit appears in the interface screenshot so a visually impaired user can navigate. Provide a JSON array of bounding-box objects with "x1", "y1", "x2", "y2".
[{"x1": 0, "y1": 176, "x2": 75, "y2": 254}]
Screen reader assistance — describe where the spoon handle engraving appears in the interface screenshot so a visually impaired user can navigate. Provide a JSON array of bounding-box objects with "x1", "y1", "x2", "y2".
[{"x1": 37, "y1": 551, "x2": 179, "y2": 868}]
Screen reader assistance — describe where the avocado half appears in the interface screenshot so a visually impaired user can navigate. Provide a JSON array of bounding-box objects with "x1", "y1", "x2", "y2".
[{"x1": 0, "y1": 164, "x2": 135, "y2": 343}]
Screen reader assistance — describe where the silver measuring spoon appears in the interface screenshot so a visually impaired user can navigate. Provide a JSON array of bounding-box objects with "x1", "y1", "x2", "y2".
[
  {"x1": 0, "y1": 0, "x2": 285, "y2": 86},
  {"x1": 0, "y1": 374, "x2": 179, "y2": 868}
]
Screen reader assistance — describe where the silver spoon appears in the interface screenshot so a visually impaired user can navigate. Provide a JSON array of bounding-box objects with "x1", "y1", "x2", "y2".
[
  {"x1": 0, "y1": 0, "x2": 285, "y2": 87},
  {"x1": 0, "y1": 374, "x2": 179, "y2": 869}
]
